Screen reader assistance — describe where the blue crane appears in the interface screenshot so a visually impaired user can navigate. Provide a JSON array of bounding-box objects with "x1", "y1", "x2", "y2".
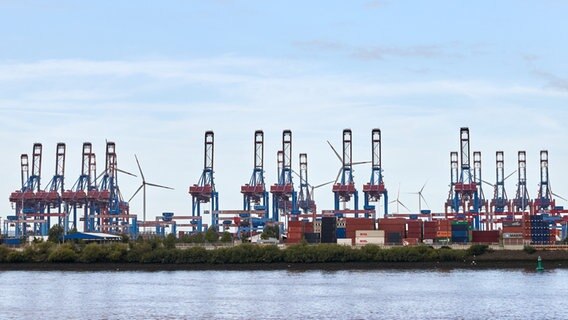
[{"x1": 190, "y1": 131, "x2": 218, "y2": 232}]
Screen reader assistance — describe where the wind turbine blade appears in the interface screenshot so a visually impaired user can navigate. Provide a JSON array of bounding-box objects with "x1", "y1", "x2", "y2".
[
  {"x1": 420, "y1": 180, "x2": 429, "y2": 193},
  {"x1": 397, "y1": 183, "x2": 401, "y2": 200},
  {"x1": 128, "y1": 184, "x2": 144, "y2": 202},
  {"x1": 335, "y1": 168, "x2": 342, "y2": 184},
  {"x1": 314, "y1": 180, "x2": 335, "y2": 189},
  {"x1": 117, "y1": 168, "x2": 137, "y2": 177},
  {"x1": 399, "y1": 201, "x2": 411, "y2": 213},
  {"x1": 420, "y1": 194, "x2": 430, "y2": 209},
  {"x1": 146, "y1": 182, "x2": 175, "y2": 190},
  {"x1": 389, "y1": 200, "x2": 397, "y2": 204},
  {"x1": 504, "y1": 170, "x2": 517, "y2": 181},
  {"x1": 96, "y1": 169, "x2": 107, "y2": 181},
  {"x1": 481, "y1": 179, "x2": 495, "y2": 187},
  {"x1": 552, "y1": 192, "x2": 568, "y2": 202},
  {"x1": 134, "y1": 154, "x2": 145, "y2": 182},
  {"x1": 352, "y1": 161, "x2": 371, "y2": 166},
  {"x1": 327, "y1": 140, "x2": 342, "y2": 163}
]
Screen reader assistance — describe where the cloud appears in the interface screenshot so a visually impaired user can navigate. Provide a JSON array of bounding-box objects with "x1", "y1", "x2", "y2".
[
  {"x1": 364, "y1": 0, "x2": 385, "y2": 9},
  {"x1": 293, "y1": 40, "x2": 347, "y2": 52},
  {"x1": 1, "y1": 56, "x2": 568, "y2": 223},
  {"x1": 532, "y1": 69, "x2": 568, "y2": 92}
]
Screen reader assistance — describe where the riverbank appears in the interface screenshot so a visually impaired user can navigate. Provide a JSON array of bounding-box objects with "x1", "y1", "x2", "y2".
[{"x1": 2, "y1": 242, "x2": 568, "y2": 270}]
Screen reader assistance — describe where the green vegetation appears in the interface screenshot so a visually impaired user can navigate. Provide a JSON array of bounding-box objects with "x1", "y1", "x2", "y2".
[
  {"x1": 0, "y1": 240, "x2": 485, "y2": 265},
  {"x1": 523, "y1": 245, "x2": 537, "y2": 254}
]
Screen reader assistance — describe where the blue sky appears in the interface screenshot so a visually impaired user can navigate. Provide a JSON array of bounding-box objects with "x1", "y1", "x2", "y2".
[{"x1": 1, "y1": 1, "x2": 567, "y2": 226}]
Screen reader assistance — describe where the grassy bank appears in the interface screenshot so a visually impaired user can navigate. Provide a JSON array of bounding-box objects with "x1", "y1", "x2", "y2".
[{"x1": 1, "y1": 240, "x2": 567, "y2": 269}]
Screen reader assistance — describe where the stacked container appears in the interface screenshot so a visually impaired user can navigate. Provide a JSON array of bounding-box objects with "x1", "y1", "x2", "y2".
[
  {"x1": 529, "y1": 215, "x2": 552, "y2": 245},
  {"x1": 321, "y1": 217, "x2": 337, "y2": 243},
  {"x1": 355, "y1": 230, "x2": 385, "y2": 245},
  {"x1": 406, "y1": 220, "x2": 423, "y2": 243},
  {"x1": 287, "y1": 221, "x2": 304, "y2": 244},
  {"x1": 378, "y1": 218, "x2": 405, "y2": 245},
  {"x1": 346, "y1": 218, "x2": 375, "y2": 245},
  {"x1": 436, "y1": 219, "x2": 452, "y2": 240},
  {"x1": 471, "y1": 230, "x2": 499, "y2": 243},
  {"x1": 502, "y1": 220, "x2": 523, "y2": 245},
  {"x1": 423, "y1": 221, "x2": 437, "y2": 242},
  {"x1": 451, "y1": 221, "x2": 469, "y2": 243}
]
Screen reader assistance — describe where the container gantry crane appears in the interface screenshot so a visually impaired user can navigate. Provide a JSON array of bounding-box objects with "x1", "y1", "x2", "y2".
[
  {"x1": 533, "y1": 150, "x2": 555, "y2": 213},
  {"x1": 489, "y1": 151, "x2": 509, "y2": 214},
  {"x1": 190, "y1": 131, "x2": 218, "y2": 232},
  {"x1": 45, "y1": 143, "x2": 66, "y2": 231},
  {"x1": 62, "y1": 143, "x2": 95, "y2": 231},
  {"x1": 445, "y1": 151, "x2": 459, "y2": 215},
  {"x1": 512, "y1": 151, "x2": 531, "y2": 212},
  {"x1": 472, "y1": 151, "x2": 488, "y2": 229},
  {"x1": 241, "y1": 130, "x2": 269, "y2": 219},
  {"x1": 449, "y1": 128, "x2": 479, "y2": 216},
  {"x1": 297, "y1": 153, "x2": 316, "y2": 214},
  {"x1": 270, "y1": 130, "x2": 299, "y2": 222},
  {"x1": 363, "y1": 129, "x2": 388, "y2": 218},
  {"x1": 332, "y1": 129, "x2": 359, "y2": 215},
  {"x1": 8, "y1": 143, "x2": 45, "y2": 236}
]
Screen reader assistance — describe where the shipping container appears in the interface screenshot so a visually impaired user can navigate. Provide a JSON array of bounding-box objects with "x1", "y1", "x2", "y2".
[
  {"x1": 355, "y1": 237, "x2": 385, "y2": 245},
  {"x1": 337, "y1": 238, "x2": 353, "y2": 246},
  {"x1": 356, "y1": 230, "x2": 385, "y2": 238},
  {"x1": 471, "y1": 231, "x2": 499, "y2": 243}
]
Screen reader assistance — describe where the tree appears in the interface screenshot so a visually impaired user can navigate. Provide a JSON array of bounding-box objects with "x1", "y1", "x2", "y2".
[
  {"x1": 48, "y1": 225, "x2": 64, "y2": 243},
  {"x1": 164, "y1": 233, "x2": 176, "y2": 249},
  {"x1": 220, "y1": 232, "x2": 232, "y2": 243},
  {"x1": 205, "y1": 226, "x2": 219, "y2": 243},
  {"x1": 261, "y1": 225, "x2": 279, "y2": 240}
]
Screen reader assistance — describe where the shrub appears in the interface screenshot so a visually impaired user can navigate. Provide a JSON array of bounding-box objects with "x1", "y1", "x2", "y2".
[
  {"x1": 523, "y1": 245, "x2": 537, "y2": 254},
  {"x1": 0, "y1": 245, "x2": 14, "y2": 262},
  {"x1": 467, "y1": 244, "x2": 489, "y2": 256},
  {"x1": 6, "y1": 251, "x2": 32, "y2": 263},
  {"x1": 81, "y1": 243, "x2": 106, "y2": 263},
  {"x1": 47, "y1": 246, "x2": 78, "y2": 263},
  {"x1": 177, "y1": 247, "x2": 208, "y2": 264}
]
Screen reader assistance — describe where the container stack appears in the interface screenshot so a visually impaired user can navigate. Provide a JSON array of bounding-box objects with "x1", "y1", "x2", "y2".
[
  {"x1": 346, "y1": 218, "x2": 375, "y2": 245},
  {"x1": 502, "y1": 220, "x2": 523, "y2": 246},
  {"x1": 355, "y1": 230, "x2": 385, "y2": 246},
  {"x1": 436, "y1": 219, "x2": 452, "y2": 241},
  {"x1": 451, "y1": 221, "x2": 469, "y2": 243},
  {"x1": 287, "y1": 220, "x2": 304, "y2": 244},
  {"x1": 321, "y1": 216, "x2": 337, "y2": 244},
  {"x1": 378, "y1": 218, "x2": 405, "y2": 245},
  {"x1": 406, "y1": 220, "x2": 423, "y2": 243},
  {"x1": 336, "y1": 219, "x2": 346, "y2": 241},
  {"x1": 529, "y1": 215, "x2": 551, "y2": 245},
  {"x1": 471, "y1": 230, "x2": 499, "y2": 243},
  {"x1": 423, "y1": 221, "x2": 437, "y2": 243}
]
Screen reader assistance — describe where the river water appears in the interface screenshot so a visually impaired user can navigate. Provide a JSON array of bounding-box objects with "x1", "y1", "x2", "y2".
[{"x1": 0, "y1": 268, "x2": 566, "y2": 319}]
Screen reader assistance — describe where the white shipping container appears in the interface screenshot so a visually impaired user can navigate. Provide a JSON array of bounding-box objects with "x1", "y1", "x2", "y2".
[
  {"x1": 355, "y1": 237, "x2": 385, "y2": 245},
  {"x1": 503, "y1": 233, "x2": 523, "y2": 239},
  {"x1": 356, "y1": 230, "x2": 385, "y2": 238},
  {"x1": 422, "y1": 239, "x2": 434, "y2": 245},
  {"x1": 337, "y1": 238, "x2": 353, "y2": 246}
]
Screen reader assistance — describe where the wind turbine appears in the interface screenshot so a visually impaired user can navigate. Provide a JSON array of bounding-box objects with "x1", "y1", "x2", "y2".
[
  {"x1": 129, "y1": 155, "x2": 174, "y2": 231},
  {"x1": 326, "y1": 140, "x2": 370, "y2": 184},
  {"x1": 408, "y1": 180, "x2": 430, "y2": 213},
  {"x1": 389, "y1": 184, "x2": 410, "y2": 214}
]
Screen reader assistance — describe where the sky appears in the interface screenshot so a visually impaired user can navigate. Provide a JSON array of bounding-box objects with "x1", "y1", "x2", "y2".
[{"x1": 0, "y1": 0, "x2": 567, "y2": 228}]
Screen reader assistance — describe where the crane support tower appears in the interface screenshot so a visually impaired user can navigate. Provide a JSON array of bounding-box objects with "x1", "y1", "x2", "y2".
[
  {"x1": 490, "y1": 151, "x2": 511, "y2": 214},
  {"x1": 190, "y1": 131, "x2": 219, "y2": 232},
  {"x1": 533, "y1": 150, "x2": 555, "y2": 212},
  {"x1": 241, "y1": 130, "x2": 269, "y2": 218},
  {"x1": 62, "y1": 142, "x2": 95, "y2": 231},
  {"x1": 8, "y1": 144, "x2": 46, "y2": 237},
  {"x1": 332, "y1": 129, "x2": 359, "y2": 215},
  {"x1": 512, "y1": 151, "x2": 531, "y2": 212},
  {"x1": 472, "y1": 151, "x2": 487, "y2": 229},
  {"x1": 363, "y1": 128, "x2": 388, "y2": 217},
  {"x1": 270, "y1": 130, "x2": 299, "y2": 222},
  {"x1": 297, "y1": 153, "x2": 316, "y2": 214},
  {"x1": 446, "y1": 128, "x2": 481, "y2": 228},
  {"x1": 45, "y1": 143, "x2": 66, "y2": 230}
]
